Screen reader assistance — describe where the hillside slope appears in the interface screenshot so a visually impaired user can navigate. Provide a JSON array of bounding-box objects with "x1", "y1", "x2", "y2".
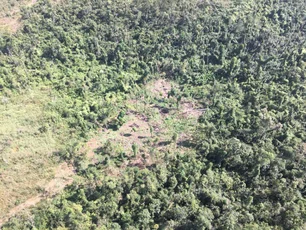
[{"x1": 1, "y1": 0, "x2": 306, "y2": 229}]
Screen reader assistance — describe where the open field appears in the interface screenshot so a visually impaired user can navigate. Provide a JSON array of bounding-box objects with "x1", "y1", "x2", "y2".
[{"x1": 0, "y1": 89, "x2": 73, "y2": 219}]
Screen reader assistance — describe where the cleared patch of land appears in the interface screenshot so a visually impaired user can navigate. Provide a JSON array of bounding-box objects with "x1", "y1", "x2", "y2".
[
  {"x1": 0, "y1": 79, "x2": 204, "y2": 225},
  {"x1": 0, "y1": 0, "x2": 36, "y2": 33},
  {"x1": 0, "y1": 162, "x2": 74, "y2": 227},
  {"x1": 82, "y1": 79, "x2": 203, "y2": 172},
  {"x1": 0, "y1": 89, "x2": 72, "y2": 220}
]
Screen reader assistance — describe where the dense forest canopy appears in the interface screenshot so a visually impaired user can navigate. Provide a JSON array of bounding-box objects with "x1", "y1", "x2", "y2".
[{"x1": 1, "y1": 0, "x2": 306, "y2": 229}]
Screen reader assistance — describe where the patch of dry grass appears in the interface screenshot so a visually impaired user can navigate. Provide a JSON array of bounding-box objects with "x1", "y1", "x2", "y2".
[{"x1": 0, "y1": 88, "x2": 66, "y2": 218}]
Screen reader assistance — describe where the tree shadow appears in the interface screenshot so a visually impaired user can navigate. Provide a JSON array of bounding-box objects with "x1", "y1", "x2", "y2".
[
  {"x1": 123, "y1": 133, "x2": 132, "y2": 137},
  {"x1": 177, "y1": 140, "x2": 196, "y2": 148},
  {"x1": 152, "y1": 105, "x2": 171, "y2": 114},
  {"x1": 158, "y1": 141, "x2": 171, "y2": 146}
]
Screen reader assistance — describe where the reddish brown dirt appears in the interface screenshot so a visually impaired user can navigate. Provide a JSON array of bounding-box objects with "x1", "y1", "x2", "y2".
[
  {"x1": 82, "y1": 133, "x2": 103, "y2": 160},
  {"x1": 149, "y1": 79, "x2": 203, "y2": 119},
  {"x1": 180, "y1": 100, "x2": 204, "y2": 119},
  {"x1": 0, "y1": 17, "x2": 21, "y2": 33},
  {"x1": 118, "y1": 113, "x2": 151, "y2": 147},
  {"x1": 150, "y1": 79, "x2": 172, "y2": 99}
]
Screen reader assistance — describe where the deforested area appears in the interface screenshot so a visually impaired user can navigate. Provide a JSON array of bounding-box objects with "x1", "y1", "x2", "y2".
[{"x1": 0, "y1": 0, "x2": 306, "y2": 229}]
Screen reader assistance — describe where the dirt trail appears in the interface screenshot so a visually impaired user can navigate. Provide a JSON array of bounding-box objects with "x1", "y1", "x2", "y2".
[{"x1": 0, "y1": 162, "x2": 74, "y2": 227}]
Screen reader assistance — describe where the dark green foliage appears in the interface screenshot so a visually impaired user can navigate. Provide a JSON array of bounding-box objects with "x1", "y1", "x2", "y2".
[{"x1": 1, "y1": 0, "x2": 306, "y2": 229}]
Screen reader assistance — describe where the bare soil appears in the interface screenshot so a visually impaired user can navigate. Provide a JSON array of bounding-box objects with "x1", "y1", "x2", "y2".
[
  {"x1": 150, "y1": 79, "x2": 172, "y2": 99},
  {"x1": 180, "y1": 100, "x2": 204, "y2": 119},
  {"x1": 0, "y1": 16, "x2": 21, "y2": 33}
]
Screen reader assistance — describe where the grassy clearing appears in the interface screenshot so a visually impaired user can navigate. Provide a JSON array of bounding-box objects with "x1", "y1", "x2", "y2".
[
  {"x1": 0, "y1": 0, "x2": 34, "y2": 33},
  {"x1": 0, "y1": 88, "x2": 69, "y2": 218},
  {"x1": 0, "y1": 79, "x2": 202, "y2": 223}
]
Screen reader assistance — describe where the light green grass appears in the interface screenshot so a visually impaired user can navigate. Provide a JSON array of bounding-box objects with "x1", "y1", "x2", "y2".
[{"x1": 0, "y1": 88, "x2": 66, "y2": 217}]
